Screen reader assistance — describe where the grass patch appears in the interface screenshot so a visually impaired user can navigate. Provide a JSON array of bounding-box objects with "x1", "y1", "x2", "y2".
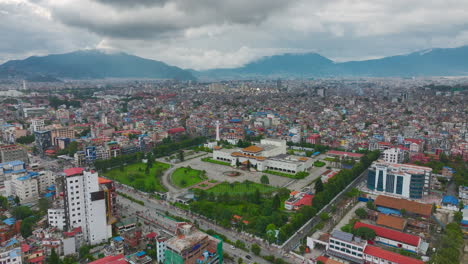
[
  {"x1": 208, "y1": 179, "x2": 218, "y2": 183},
  {"x1": 205, "y1": 181, "x2": 277, "y2": 195},
  {"x1": 324, "y1": 157, "x2": 336, "y2": 162},
  {"x1": 314, "y1": 160, "x2": 326, "y2": 167},
  {"x1": 171, "y1": 167, "x2": 206, "y2": 188},
  {"x1": 104, "y1": 162, "x2": 170, "y2": 193},
  {"x1": 264, "y1": 170, "x2": 309, "y2": 179},
  {"x1": 201, "y1": 157, "x2": 231, "y2": 166}
]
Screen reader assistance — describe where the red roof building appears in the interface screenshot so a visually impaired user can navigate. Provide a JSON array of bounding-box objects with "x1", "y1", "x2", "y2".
[
  {"x1": 167, "y1": 127, "x2": 185, "y2": 134},
  {"x1": 354, "y1": 222, "x2": 420, "y2": 247},
  {"x1": 363, "y1": 245, "x2": 423, "y2": 264},
  {"x1": 89, "y1": 254, "x2": 127, "y2": 264},
  {"x1": 64, "y1": 167, "x2": 84, "y2": 177}
]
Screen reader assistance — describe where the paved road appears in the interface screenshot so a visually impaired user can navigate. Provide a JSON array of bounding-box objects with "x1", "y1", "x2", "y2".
[
  {"x1": 281, "y1": 169, "x2": 369, "y2": 251},
  {"x1": 116, "y1": 184, "x2": 295, "y2": 264}
]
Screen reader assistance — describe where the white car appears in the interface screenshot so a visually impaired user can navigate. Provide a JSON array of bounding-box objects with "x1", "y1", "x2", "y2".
[{"x1": 230, "y1": 245, "x2": 236, "y2": 249}]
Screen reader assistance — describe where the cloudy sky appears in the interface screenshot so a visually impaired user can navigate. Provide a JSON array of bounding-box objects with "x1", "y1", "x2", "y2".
[{"x1": 1, "y1": 0, "x2": 468, "y2": 70}]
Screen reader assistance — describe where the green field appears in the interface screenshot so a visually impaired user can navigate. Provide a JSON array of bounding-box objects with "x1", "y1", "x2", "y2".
[
  {"x1": 314, "y1": 160, "x2": 326, "y2": 167},
  {"x1": 201, "y1": 157, "x2": 231, "y2": 166},
  {"x1": 205, "y1": 181, "x2": 277, "y2": 195},
  {"x1": 104, "y1": 162, "x2": 170, "y2": 193},
  {"x1": 264, "y1": 170, "x2": 309, "y2": 179},
  {"x1": 171, "y1": 167, "x2": 206, "y2": 188}
]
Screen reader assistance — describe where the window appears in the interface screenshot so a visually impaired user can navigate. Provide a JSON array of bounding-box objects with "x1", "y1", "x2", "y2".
[
  {"x1": 377, "y1": 170, "x2": 384, "y2": 191},
  {"x1": 385, "y1": 173, "x2": 395, "y2": 193},
  {"x1": 396, "y1": 176, "x2": 404, "y2": 195},
  {"x1": 367, "y1": 170, "x2": 376, "y2": 190}
]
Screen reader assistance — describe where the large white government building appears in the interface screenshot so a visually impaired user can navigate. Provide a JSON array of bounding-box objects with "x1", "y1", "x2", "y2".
[{"x1": 213, "y1": 138, "x2": 313, "y2": 174}]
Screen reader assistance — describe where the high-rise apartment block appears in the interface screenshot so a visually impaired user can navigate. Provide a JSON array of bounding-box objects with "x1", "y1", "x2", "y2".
[{"x1": 62, "y1": 168, "x2": 112, "y2": 245}]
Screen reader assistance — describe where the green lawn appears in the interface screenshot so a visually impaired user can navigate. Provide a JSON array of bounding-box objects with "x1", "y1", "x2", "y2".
[
  {"x1": 314, "y1": 160, "x2": 326, "y2": 167},
  {"x1": 201, "y1": 157, "x2": 231, "y2": 166},
  {"x1": 171, "y1": 167, "x2": 206, "y2": 188},
  {"x1": 264, "y1": 170, "x2": 309, "y2": 179},
  {"x1": 104, "y1": 162, "x2": 170, "y2": 193},
  {"x1": 205, "y1": 181, "x2": 277, "y2": 195}
]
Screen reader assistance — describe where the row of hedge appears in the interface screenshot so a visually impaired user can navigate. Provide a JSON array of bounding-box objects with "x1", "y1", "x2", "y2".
[{"x1": 117, "y1": 191, "x2": 144, "y2": 206}]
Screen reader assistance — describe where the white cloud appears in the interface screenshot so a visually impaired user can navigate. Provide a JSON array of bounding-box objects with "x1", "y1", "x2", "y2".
[{"x1": 2, "y1": 0, "x2": 468, "y2": 69}]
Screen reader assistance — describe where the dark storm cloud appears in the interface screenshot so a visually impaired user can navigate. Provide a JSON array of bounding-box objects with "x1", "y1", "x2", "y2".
[{"x1": 48, "y1": 0, "x2": 291, "y2": 40}]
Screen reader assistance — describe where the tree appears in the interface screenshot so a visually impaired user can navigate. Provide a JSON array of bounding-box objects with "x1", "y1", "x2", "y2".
[
  {"x1": 16, "y1": 135, "x2": 35, "y2": 144},
  {"x1": 319, "y1": 213, "x2": 330, "y2": 221},
  {"x1": 14, "y1": 196, "x2": 20, "y2": 205},
  {"x1": 12, "y1": 206, "x2": 33, "y2": 220},
  {"x1": 49, "y1": 248, "x2": 60, "y2": 264},
  {"x1": 178, "y1": 150, "x2": 184, "y2": 161},
  {"x1": 235, "y1": 240, "x2": 245, "y2": 249},
  {"x1": 366, "y1": 200, "x2": 376, "y2": 210},
  {"x1": 355, "y1": 208, "x2": 367, "y2": 219},
  {"x1": 251, "y1": 244, "x2": 261, "y2": 256},
  {"x1": 400, "y1": 208, "x2": 407, "y2": 217},
  {"x1": 20, "y1": 217, "x2": 36, "y2": 238},
  {"x1": 314, "y1": 179, "x2": 324, "y2": 193},
  {"x1": 236, "y1": 158, "x2": 240, "y2": 168},
  {"x1": 253, "y1": 188, "x2": 261, "y2": 204},
  {"x1": 38, "y1": 198, "x2": 49, "y2": 214},
  {"x1": 353, "y1": 227, "x2": 376, "y2": 240},
  {"x1": 0, "y1": 196, "x2": 8, "y2": 209},
  {"x1": 180, "y1": 179, "x2": 187, "y2": 187},
  {"x1": 79, "y1": 245, "x2": 91, "y2": 259},
  {"x1": 272, "y1": 194, "x2": 280, "y2": 210},
  {"x1": 260, "y1": 175, "x2": 270, "y2": 185},
  {"x1": 266, "y1": 224, "x2": 277, "y2": 243},
  {"x1": 238, "y1": 258, "x2": 243, "y2": 264},
  {"x1": 454, "y1": 211, "x2": 463, "y2": 222}
]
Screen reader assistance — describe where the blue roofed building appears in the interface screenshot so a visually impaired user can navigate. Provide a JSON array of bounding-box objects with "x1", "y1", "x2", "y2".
[
  {"x1": 0, "y1": 246, "x2": 21, "y2": 264},
  {"x1": 441, "y1": 195, "x2": 459, "y2": 211}
]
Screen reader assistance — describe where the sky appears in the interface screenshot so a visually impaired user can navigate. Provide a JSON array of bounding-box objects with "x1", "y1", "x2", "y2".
[{"x1": 1, "y1": 0, "x2": 468, "y2": 70}]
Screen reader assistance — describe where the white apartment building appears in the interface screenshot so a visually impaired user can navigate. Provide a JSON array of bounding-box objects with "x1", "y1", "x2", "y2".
[
  {"x1": 48, "y1": 208, "x2": 66, "y2": 230},
  {"x1": 6, "y1": 169, "x2": 55, "y2": 204},
  {"x1": 30, "y1": 119, "x2": 45, "y2": 132},
  {"x1": 367, "y1": 161, "x2": 432, "y2": 199},
  {"x1": 63, "y1": 168, "x2": 112, "y2": 245},
  {"x1": 308, "y1": 230, "x2": 366, "y2": 264},
  {"x1": 0, "y1": 247, "x2": 22, "y2": 264},
  {"x1": 382, "y1": 148, "x2": 406, "y2": 164},
  {"x1": 11, "y1": 172, "x2": 39, "y2": 204},
  {"x1": 156, "y1": 237, "x2": 168, "y2": 263},
  {"x1": 36, "y1": 171, "x2": 55, "y2": 194}
]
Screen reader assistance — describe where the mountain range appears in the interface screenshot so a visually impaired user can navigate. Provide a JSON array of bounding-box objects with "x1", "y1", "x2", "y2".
[
  {"x1": 0, "y1": 50, "x2": 196, "y2": 81},
  {"x1": 196, "y1": 46, "x2": 468, "y2": 79},
  {"x1": 1, "y1": 46, "x2": 468, "y2": 81}
]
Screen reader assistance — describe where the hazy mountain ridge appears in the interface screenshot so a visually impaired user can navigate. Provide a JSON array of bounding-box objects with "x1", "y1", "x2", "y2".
[
  {"x1": 0, "y1": 50, "x2": 196, "y2": 81},
  {"x1": 196, "y1": 45, "x2": 468, "y2": 79},
  {"x1": 2, "y1": 46, "x2": 468, "y2": 81}
]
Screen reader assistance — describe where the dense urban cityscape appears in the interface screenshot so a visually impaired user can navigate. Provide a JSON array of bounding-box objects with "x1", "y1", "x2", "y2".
[
  {"x1": 0, "y1": 77, "x2": 465, "y2": 264},
  {"x1": 2, "y1": 1, "x2": 468, "y2": 264}
]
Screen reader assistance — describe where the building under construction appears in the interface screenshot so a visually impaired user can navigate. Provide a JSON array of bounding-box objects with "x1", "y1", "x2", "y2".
[{"x1": 164, "y1": 224, "x2": 223, "y2": 264}]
